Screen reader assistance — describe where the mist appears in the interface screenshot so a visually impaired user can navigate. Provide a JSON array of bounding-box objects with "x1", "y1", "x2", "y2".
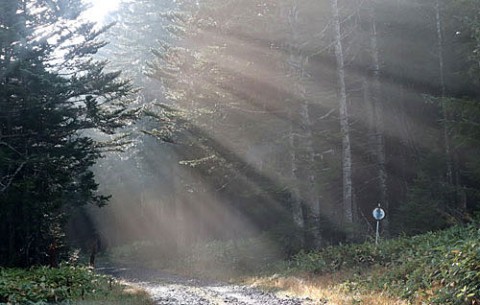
[{"x1": 66, "y1": 0, "x2": 480, "y2": 273}]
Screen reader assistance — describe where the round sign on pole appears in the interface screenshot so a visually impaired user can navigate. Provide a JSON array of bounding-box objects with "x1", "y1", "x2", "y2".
[
  {"x1": 373, "y1": 207, "x2": 385, "y2": 221},
  {"x1": 373, "y1": 204, "x2": 385, "y2": 246}
]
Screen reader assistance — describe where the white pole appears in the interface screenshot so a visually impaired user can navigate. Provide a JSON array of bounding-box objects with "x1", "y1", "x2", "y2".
[{"x1": 375, "y1": 220, "x2": 380, "y2": 246}]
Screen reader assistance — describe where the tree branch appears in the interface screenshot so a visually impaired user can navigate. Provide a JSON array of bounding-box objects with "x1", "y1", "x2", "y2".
[{"x1": 0, "y1": 161, "x2": 26, "y2": 193}]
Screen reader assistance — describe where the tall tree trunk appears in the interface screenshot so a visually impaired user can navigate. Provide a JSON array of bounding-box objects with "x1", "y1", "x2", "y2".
[
  {"x1": 434, "y1": 0, "x2": 465, "y2": 211},
  {"x1": 368, "y1": 3, "x2": 389, "y2": 233},
  {"x1": 8, "y1": 210, "x2": 16, "y2": 265},
  {"x1": 286, "y1": 0, "x2": 321, "y2": 248},
  {"x1": 300, "y1": 98, "x2": 322, "y2": 248},
  {"x1": 288, "y1": 114, "x2": 305, "y2": 244},
  {"x1": 330, "y1": 0, "x2": 353, "y2": 225},
  {"x1": 169, "y1": 149, "x2": 183, "y2": 251},
  {"x1": 435, "y1": 0, "x2": 453, "y2": 186},
  {"x1": 434, "y1": 0, "x2": 466, "y2": 212},
  {"x1": 285, "y1": 1, "x2": 304, "y2": 247}
]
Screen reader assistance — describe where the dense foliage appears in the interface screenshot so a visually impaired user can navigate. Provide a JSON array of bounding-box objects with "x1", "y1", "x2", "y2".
[
  {"x1": 0, "y1": 265, "x2": 152, "y2": 304},
  {"x1": 289, "y1": 223, "x2": 480, "y2": 304},
  {"x1": 0, "y1": 0, "x2": 135, "y2": 267},
  {"x1": 0, "y1": 266, "x2": 106, "y2": 303}
]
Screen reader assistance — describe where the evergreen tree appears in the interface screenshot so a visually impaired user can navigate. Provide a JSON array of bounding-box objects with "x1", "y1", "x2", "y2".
[{"x1": 0, "y1": 0, "x2": 135, "y2": 266}]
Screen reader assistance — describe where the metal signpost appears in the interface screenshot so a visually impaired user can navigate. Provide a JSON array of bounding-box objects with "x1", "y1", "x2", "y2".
[{"x1": 372, "y1": 204, "x2": 385, "y2": 246}]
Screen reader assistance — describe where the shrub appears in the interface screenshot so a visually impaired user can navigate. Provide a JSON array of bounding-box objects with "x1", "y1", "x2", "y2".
[
  {"x1": 288, "y1": 223, "x2": 480, "y2": 304},
  {"x1": 0, "y1": 266, "x2": 121, "y2": 304}
]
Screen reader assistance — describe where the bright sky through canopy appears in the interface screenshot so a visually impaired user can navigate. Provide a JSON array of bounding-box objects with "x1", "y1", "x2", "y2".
[{"x1": 84, "y1": 0, "x2": 120, "y2": 23}]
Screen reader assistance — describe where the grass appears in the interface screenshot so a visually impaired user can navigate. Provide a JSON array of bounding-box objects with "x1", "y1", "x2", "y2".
[
  {"x1": 246, "y1": 272, "x2": 408, "y2": 305},
  {"x1": 69, "y1": 281, "x2": 152, "y2": 305}
]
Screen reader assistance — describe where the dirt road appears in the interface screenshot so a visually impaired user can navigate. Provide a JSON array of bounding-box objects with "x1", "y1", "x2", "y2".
[{"x1": 99, "y1": 264, "x2": 325, "y2": 305}]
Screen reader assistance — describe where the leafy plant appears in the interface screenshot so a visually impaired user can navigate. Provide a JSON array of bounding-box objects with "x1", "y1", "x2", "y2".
[
  {"x1": 286, "y1": 223, "x2": 480, "y2": 304},
  {"x1": 0, "y1": 265, "x2": 150, "y2": 304}
]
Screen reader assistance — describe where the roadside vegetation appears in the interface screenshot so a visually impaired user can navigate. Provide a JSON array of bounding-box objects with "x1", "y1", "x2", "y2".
[
  {"x1": 0, "y1": 265, "x2": 152, "y2": 305},
  {"x1": 107, "y1": 222, "x2": 480, "y2": 305},
  {"x1": 253, "y1": 223, "x2": 480, "y2": 305}
]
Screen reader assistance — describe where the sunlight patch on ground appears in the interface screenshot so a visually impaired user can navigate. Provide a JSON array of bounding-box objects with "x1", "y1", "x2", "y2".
[{"x1": 245, "y1": 273, "x2": 408, "y2": 305}]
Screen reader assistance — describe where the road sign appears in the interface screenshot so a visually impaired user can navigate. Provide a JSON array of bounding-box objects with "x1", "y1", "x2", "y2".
[
  {"x1": 373, "y1": 204, "x2": 386, "y2": 246},
  {"x1": 373, "y1": 207, "x2": 385, "y2": 221}
]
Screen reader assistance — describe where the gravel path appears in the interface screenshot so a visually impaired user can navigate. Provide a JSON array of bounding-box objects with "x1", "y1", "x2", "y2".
[{"x1": 98, "y1": 264, "x2": 326, "y2": 305}]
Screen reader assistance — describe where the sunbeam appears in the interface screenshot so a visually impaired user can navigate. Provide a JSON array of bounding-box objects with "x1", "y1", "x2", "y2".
[{"x1": 84, "y1": 0, "x2": 120, "y2": 23}]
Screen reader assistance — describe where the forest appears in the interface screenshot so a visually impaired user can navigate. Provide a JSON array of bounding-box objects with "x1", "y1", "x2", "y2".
[
  {"x1": 88, "y1": 0, "x2": 480, "y2": 257},
  {"x1": 1, "y1": 0, "x2": 480, "y2": 304}
]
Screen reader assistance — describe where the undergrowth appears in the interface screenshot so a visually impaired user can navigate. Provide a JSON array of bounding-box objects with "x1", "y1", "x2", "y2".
[
  {"x1": 179, "y1": 236, "x2": 281, "y2": 276},
  {"x1": 0, "y1": 265, "x2": 152, "y2": 304},
  {"x1": 287, "y1": 223, "x2": 480, "y2": 305},
  {"x1": 108, "y1": 234, "x2": 282, "y2": 279},
  {"x1": 105, "y1": 223, "x2": 480, "y2": 304}
]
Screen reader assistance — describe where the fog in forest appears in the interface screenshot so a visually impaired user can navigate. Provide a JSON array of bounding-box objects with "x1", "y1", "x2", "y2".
[
  {"x1": 61, "y1": 0, "x2": 480, "y2": 271},
  {"x1": 4, "y1": 6, "x2": 480, "y2": 305}
]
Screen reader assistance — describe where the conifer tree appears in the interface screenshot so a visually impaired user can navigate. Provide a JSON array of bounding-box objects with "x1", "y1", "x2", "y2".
[{"x1": 0, "y1": 0, "x2": 135, "y2": 266}]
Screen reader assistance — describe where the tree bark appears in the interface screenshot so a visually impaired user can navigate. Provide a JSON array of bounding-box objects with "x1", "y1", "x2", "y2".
[
  {"x1": 285, "y1": 1, "x2": 305, "y2": 246},
  {"x1": 288, "y1": 115, "x2": 305, "y2": 242},
  {"x1": 435, "y1": 0, "x2": 453, "y2": 186},
  {"x1": 330, "y1": 0, "x2": 353, "y2": 225},
  {"x1": 286, "y1": 0, "x2": 322, "y2": 248},
  {"x1": 368, "y1": 3, "x2": 389, "y2": 233}
]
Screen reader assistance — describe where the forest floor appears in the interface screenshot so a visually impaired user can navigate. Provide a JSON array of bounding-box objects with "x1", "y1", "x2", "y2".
[{"x1": 98, "y1": 263, "x2": 322, "y2": 305}]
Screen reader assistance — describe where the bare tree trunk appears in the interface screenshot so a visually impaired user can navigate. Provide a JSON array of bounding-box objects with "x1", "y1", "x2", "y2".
[
  {"x1": 288, "y1": 115, "x2": 305, "y2": 242},
  {"x1": 285, "y1": 0, "x2": 322, "y2": 248},
  {"x1": 170, "y1": 151, "x2": 183, "y2": 251},
  {"x1": 434, "y1": 0, "x2": 464, "y2": 211},
  {"x1": 436, "y1": 0, "x2": 466, "y2": 211},
  {"x1": 368, "y1": 3, "x2": 389, "y2": 233},
  {"x1": 330, "y1": 0, "x2": 353, "y2": 225},
  {"x1": 300, "y1": 99, "x2": 322, "y2": 248},
  {"x1": 435, "y1": 0, "x2": 453, "y2": 186},
  {"x1": 285, "y1": 1, "x2": 305, "y2": 247}
]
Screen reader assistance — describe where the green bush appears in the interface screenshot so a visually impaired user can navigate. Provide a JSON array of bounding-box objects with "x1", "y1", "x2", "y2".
[
  {"x1": 0, "y1": 266, "x2": 120, "y2": 304},
  {"x1": 288, "y1": 224, "x2": 480, "y2": 304},
  {"x1": 431, "y1": 238, "x2": 480, "y2": 304}
]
